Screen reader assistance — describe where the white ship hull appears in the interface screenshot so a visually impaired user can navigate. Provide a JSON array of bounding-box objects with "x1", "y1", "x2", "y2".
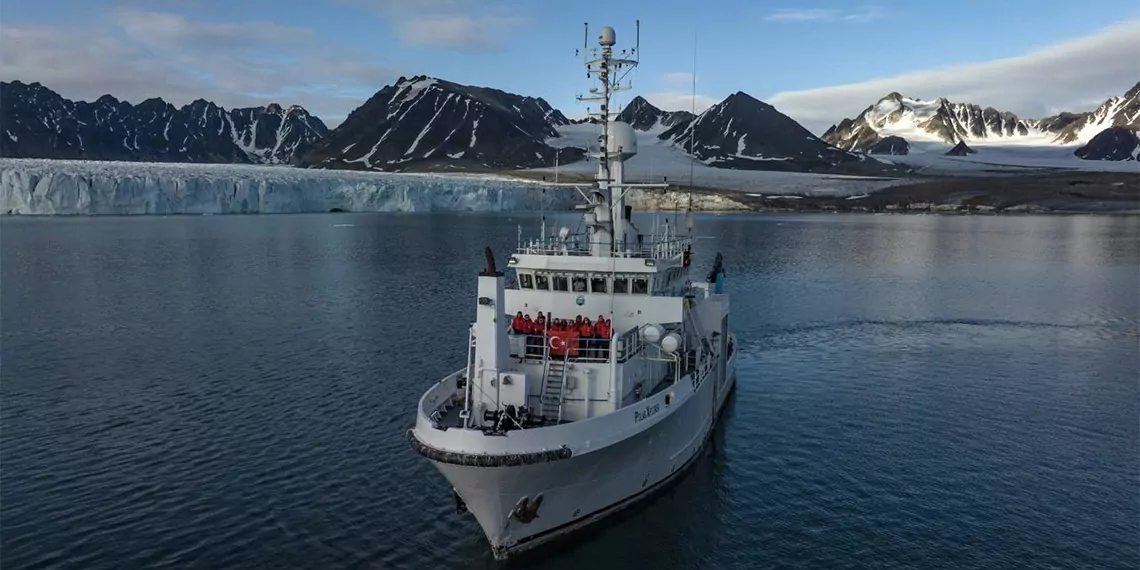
[{"x1": 413, "y1": 351, "x2": 736, "y2": 559}]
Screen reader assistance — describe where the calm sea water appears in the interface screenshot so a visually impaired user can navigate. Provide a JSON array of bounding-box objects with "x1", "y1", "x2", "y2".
[{"x1": 2, "y1": 213, "x2": 1137, "y2": 570}]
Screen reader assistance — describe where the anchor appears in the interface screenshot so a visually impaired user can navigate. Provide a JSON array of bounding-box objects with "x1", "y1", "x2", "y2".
[{"x1": 508, "y1": 493, "x2": 544, "y2": 523}]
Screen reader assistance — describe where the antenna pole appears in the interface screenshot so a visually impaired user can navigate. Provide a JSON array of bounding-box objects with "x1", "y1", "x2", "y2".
[
  {"x1": 635, "y1": 20, "x2": 640, "y2": 63},
  {"x1": 687, "y1": 32, "x2": 697, "y2": 234}
]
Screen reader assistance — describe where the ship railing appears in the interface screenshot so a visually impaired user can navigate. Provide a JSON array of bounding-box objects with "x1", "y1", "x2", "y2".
[
  {"x1": 615, "y1": 326, "x2": 643, "y2": 363},
  {"x1": 516, "y1": 235, "x2": 692, "y2": 260},
  {"x1": 507, "y1": 333, "x2": 613, "y2": 362},
  {"x1": 615, "y1": 323, "x2": 686, "y2": 364}
]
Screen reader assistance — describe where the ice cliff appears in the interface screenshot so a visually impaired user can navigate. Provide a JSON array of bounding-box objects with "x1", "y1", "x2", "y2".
[{"x1": 0, "y1": 159, "x2": 580, "y2": 215}]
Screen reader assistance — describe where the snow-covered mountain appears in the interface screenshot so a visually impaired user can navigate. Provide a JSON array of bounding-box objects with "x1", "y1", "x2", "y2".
[
  {"x1": 1045, "y1": 82, "x2": 1140, "y2": 144},
  {"x1": 657, "y1": 91, "x2": 896, "y2": 175},
  {"x1": 0, "y1": 81, "x2": 329, "y2": 164},
  {"x1": 299, "y1": 75, "x2": 580, "y2": 172},
  {"x1": 821, "y1": 92, "x2": 1038, "y2": 152},
  {"x1": 616, "y1": 96, "x2": 695, "y2": 131},
  {"x1": 821, "y1": 82, "x2": 1140, "y2": 160}
]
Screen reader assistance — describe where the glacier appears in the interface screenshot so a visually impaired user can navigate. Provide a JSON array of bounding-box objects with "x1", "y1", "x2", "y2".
[{"x1": 0, "y1": 159, "x2": 583, "y2": 215}]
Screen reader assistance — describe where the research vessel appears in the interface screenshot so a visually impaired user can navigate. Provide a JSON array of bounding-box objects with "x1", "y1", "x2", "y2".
[{"x1": 409, "y1": 22, "x2": 737, "y2": 560}]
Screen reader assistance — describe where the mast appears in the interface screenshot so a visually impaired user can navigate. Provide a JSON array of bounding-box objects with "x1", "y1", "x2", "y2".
[{"x1": 577, "y1": 22, "x2": 651, "y2": 257}]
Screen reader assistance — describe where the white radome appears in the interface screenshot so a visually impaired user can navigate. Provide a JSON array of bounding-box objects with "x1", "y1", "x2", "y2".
[
  {"x1": 606, "y1": 121, "x2": 638, "y2": 159},
  {"x1": 641, "y1": 324, "x2": 663, "y2": 344},
  {"x1": 598, "y1": 26, "x2": 616, "y2": 46}
]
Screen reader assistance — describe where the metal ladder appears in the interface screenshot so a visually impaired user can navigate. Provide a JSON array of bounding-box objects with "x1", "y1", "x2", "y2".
[{"x1": 541, "y1": 353, "x2": 568, "y2": 422}]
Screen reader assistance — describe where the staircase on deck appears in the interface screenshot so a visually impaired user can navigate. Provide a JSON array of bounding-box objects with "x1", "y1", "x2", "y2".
[{"x1": 541, "y1": 354, "x2": 568, "y2": 422}]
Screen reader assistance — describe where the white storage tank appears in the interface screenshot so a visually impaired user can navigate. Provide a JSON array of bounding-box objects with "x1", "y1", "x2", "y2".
[
  {"x1": 606, "y1": 121, "x2": 638, "y2": 159},
  {"x1": 660, "y1": 333, "x2": 681, "y2": 354}
]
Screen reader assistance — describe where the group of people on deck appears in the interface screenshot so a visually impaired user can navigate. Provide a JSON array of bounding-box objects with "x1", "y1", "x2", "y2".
[{"x1": 511, "y1": 312, "x2": 613, "y2": 360}]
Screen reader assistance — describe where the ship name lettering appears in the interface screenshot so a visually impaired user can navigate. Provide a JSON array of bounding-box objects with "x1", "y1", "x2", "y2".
[{"x1": 634, "y1": 403, "x2": 660, "y2": 423}]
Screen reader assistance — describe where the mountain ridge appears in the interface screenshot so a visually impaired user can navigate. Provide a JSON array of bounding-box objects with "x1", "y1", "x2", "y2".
[
  {"x1": 615, "y1": 96, "x2": 695, "y2": 131},
  {"x1": 651, "y1": 91, "x2": 900, "y2": 175},
  {"x1": 821, "y1": 82, "x2": 1140, "y2": 160},
  {"x1": 297, "y1": 75, "x2": 581, "y2": 172},
  {"x1": 0, "y1": 81, "x2": 328, "y2": 164}
]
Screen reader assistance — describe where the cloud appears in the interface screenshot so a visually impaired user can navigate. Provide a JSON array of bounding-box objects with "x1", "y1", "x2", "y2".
[
  {"x1": 395, "y1": 15, "x2": 530, "y2": 51},
  {"x1": 112, "y1": 8, "x2": 312, "y2": 50},
  {"x1": 766, "y1": 19, "x2": 1140, "y2": 134},
  {"x1": 765, "y1": 6, "x2": 885, "y2": 23},
  {"x1": 643, "y1": 92, "x2": 719, "y2": 114},
  {"x1": 0, "y1": 11, "x2": 398, "y2": 126},
  {"x1": 658, "y1": 72, "x2": 695, "y2": 89},
  {"x1": 339, "y1": 0, "x2": 531, "y2": 52},
  {"x1": 765, "y1": 8, "x2": 837, "y2": 22}
]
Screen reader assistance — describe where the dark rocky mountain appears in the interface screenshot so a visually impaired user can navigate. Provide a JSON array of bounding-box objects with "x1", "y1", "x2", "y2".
[
  {"x1": 228, "y1": 103, "x2": 330, "y2": 163},
  {"x1": 616, "y1": 96, "x2": 695, "y2": 131},
  {"x1": 868, "y1": 135, "x2": 909, "y2": 155},
  {"x1": 299, "y1": 75, "x2": 580, "y2": 171},
  {"x1": 946, "y1": 141, "x2": 977, "y2": 156},
  {"x1": 1031, "y1": 112, "x2": 1088, "y2": 134},
  {"x1": 0, "y1": 81, "x2": 328, "y2": 164},
  {"x1": 658, "y1": 91, "x2": 897, "y2": 175},
  {"x1": 1074, "y1": 127, "x2": 1139, "y2": 161}
]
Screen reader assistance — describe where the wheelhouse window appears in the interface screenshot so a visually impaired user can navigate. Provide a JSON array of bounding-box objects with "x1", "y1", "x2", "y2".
[
  {"x1": 632, "y1": 277, "x2": 649, "y2": 294},
  {"x1": 613, "y1": 277, "x2": 629, "y2": 294},
  {"x1": 590, "y1": 277, "x2": 607, "y2": 293},
  {"x1": 520, "y1": 273, "x2": 534, "y2": 289},
  {"x1": 553, "y1": 275, "x2": 569, "y2": 291},
  {"x1": 572, "y1": 276, "x2": 587, "y2": 292},
  {"x1": 535, "y1": 274, "x2": 550, "y2": 290}
]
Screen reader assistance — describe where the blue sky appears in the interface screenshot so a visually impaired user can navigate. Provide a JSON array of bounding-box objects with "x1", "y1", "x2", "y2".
[{"x1": 2, "y1": 0, "x2": 1138, "y2": 132}]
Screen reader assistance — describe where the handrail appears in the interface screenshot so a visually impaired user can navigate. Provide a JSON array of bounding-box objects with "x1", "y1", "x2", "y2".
[
  {"x1": 461, "y1": 325, "x2": 476, "y2": 427},
  {"x1": 615, "y1": 326, "x2": 642, "y2": 362},
  {"x1": 508, "y1": 332, "x2": 612, "y2": 362},
  {"x1": 517, "y1": 235, "x2": 692, "y2": 260},
  {"x1": 556, "y1": 350, "x2": 570, "y2": 423}
]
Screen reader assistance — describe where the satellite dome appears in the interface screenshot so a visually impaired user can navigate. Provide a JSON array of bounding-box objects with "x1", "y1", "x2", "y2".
[{"x1": 599, "y1": 26, "x2": 616, "y2": 46}]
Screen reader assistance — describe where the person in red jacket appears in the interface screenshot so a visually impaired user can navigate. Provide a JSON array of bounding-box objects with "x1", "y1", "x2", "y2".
[
  {"x1": 521, "y1": 314, "x2": 535, "y2": 356},
  {"x1": 596, "y1": 315, "x2": 612, "y2": 360},
  {"x1": 512, "y1": 311, "x2": 526, "y2": 334},
  {"x1": 579, "y1": 317, "x2": 595, "y2": 359}
]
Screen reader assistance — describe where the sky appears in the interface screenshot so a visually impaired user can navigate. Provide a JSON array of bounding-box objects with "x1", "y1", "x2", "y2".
[{"x1": 2, "y1": 0, "x2": 1138, "y2": 133}]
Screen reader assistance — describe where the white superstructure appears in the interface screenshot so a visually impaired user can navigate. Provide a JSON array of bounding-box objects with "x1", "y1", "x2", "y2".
[{"x1": 409, "y1": 22, "x2": 737, "y2": 560}]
